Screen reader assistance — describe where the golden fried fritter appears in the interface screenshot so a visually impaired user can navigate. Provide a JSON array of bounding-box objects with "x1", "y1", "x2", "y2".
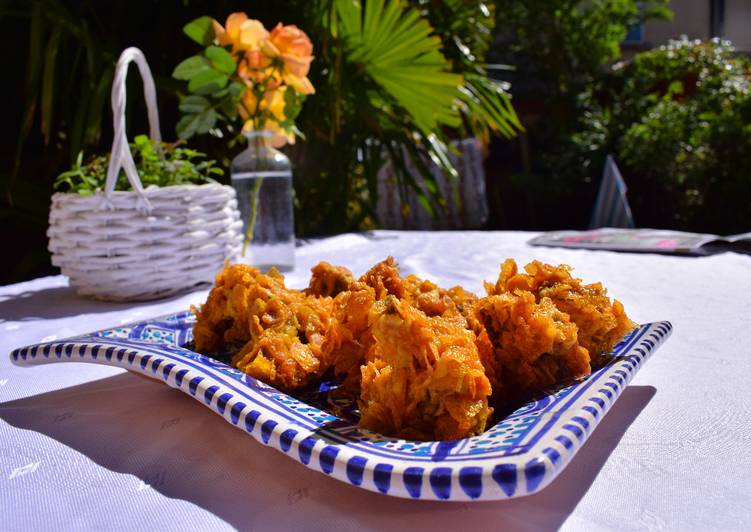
[
  {"x1": 476, "y1": 291, "x2": 590, "y2": 399},
  {"x1": 193, "y1": 264, "x2": 332, "y2": 390},
  {"x1": 404, "y1": 275, "x2": 463, "y2": 318},
  {"x1": 487, "y1": 259, "x2": 636, "y2": 357},
  {"x1": 333, "y1": 258, "x2": 487, "y2": 393},
  {"x1": 447, "y1": 286, "x2": 502, "y2": 395},
  {"x1": 359, "y1": 257, "x2": 406, "y2": 300},
  {"x1": 359, "y1": 296, "x2": 492, "y2": 441},
  {"x1": 360, "y1": 257, "x2": 464, "y2": 318},
  {"x1": 306, "y1": 262, "x2": 356, "y2": 297},
  {"x1": 193, "y1": 264, "x2": 287, "y2": 353},
  {"x1": 192, "y1": 257, "x2": 635, "y2": 441},
  {"x1": 321, "y1": 282, "x2": 376, "y2": 388}
]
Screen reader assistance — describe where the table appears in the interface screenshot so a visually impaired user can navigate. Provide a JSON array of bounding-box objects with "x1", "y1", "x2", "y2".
[{"x1": 1, "y1": 231, "x2": 750, "y2": 531}]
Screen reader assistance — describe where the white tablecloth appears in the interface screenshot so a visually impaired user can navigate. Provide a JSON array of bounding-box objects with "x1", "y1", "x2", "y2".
[{"x1": 1, "y1": 231, "x2": 750, "y2": 531}]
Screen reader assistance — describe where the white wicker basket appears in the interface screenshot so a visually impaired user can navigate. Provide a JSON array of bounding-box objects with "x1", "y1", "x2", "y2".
[{"x1": 48, "y1": 47, "x2": 242, "y2": 301}]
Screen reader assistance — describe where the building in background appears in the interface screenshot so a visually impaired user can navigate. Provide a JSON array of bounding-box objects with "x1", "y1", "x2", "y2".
[{"x1": 627, "y1": 0, "x2": 750, "y2": 52}]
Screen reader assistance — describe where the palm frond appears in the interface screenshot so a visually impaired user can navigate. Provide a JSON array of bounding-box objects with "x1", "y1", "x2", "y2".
[
  {"x1": 334, "y1": 0, "x2": 463, "y2": 135},
  {"x1": 459, "y1": 73, "x2": 523, "y2": 141}
]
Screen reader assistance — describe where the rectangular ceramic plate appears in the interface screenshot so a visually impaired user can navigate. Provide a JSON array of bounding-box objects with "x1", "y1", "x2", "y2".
[{"x1": 10, "y1": 312, "x2": 671, "y2": 501}]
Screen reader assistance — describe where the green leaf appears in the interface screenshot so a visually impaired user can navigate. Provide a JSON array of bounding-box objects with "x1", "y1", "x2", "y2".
[
  {"x1": 218, "y1": 96, "x2": 239, "y2": 119},
  {"x1": 179, "y1": 95, "x2": 210, "y2": 114},
  {"x1": 667, "y1": 80, "x2": 684, "y2": 98},
  {"x1": 188, "y1": 69, "x2": 229, "y2": 93},
  {"x1": 459, "y1": 73, "x2": 522, "y2": 139},
  {"x1": 206, "y1": 46, "x2": 236, "y2": 75},
  {"x1": 183, "y1": 16, "x2": 215, "y2": 46},
  {"x1": 40, "y1": 25, "x2": 62, "y2": 145},
  {"x1": 172, "y1": 55, "x2": 211, "y2": 80},
  {"x1": 12, "y1": 2, "x2": 44, "y2": 180},
  {"x1": 283, "y1": 87, "x2": 304, "y2": 122},
  {"x1": 54, "y1": 139, "x2": 221, "y2": 193},
  {"x1": 176, "y1": 108, "x2": 218, "y2": 139},
  {"x1": 228, "y1": 80, "x2": 246, "y2": 99}
]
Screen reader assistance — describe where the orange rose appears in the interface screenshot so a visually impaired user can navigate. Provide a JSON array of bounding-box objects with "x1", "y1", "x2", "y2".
[
  {"x1": 237, "y1": 51, "x2": 274, "y2": 83},
  {"x1": 213, "y1": 13, "x2": 269, "y2": 53},
  {"x1": 213, "y1": 13, "x2": 247, "y2": 50},
  {"x1": 268, "y1": 23, "x2": 313, "y2": 77},
  {"x1": 264, "y1": 23, "x2": 315, "y2": 95},
  {"x1": 238, "y1": 85, "x2": 287, "y2": 123}
]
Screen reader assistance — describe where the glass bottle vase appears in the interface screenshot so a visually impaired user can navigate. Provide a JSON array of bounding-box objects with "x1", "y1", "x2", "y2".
[{"x1": 230, "y1": 130, "x2": 295, "y2": 270}]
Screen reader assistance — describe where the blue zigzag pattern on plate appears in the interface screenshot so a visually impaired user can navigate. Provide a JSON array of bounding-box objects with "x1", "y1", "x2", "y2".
[{"x1": 10, "y1": 312, "x2": 672, "y2": 501}]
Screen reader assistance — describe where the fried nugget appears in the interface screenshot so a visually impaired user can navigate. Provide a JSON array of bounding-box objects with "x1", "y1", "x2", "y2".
[
  {"x1": 476, "y1": 290, "x2": 591, "y2": 399},
  {"x1": 487, "y1": 259, "x2": 636, "y2": 358},
  {"x1": 193, "y1": 264, "x2": 332, "y2": 391},
  {"x1": 306, "y1": 261, "x2": 356, "y2": 297},
  {"x1": 321, "y1": 282, "x2": 376, "y2": 388},
  {"x1": 356, "y1": 258, "x2": 500, "y2": 392},
  {"x1": 359, "y1": 257, "x2": 466, "y2": 318},
  {"x1": 193, "y1": 264, "x2": 287, "y2": 353},
  {"x1": 359, "y1": 296, "x2": 492, "y2": 441},
  {"x1": 447, "y1": 286, "x2": 502, "y2": 395},
  {"x1": 193, "y1": 257, "x2": 635, "y2": 441},
  {"x1": 344, "y1": 258, "x2": 492, "y2": 391},
  {"x1": 403, "y1": 275, "x2": 463, "y2": 318},
  {"x1": 359, "y1": 257, "x2": 406, "y2": 300},
  {"x1": 321, "y1": 258, "x2": 414, "y2": 389}
]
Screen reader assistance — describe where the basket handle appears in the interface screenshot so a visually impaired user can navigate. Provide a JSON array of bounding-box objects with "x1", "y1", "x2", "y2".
[{"x1": 104, "y1": 47, "x2": 163, "y2": 202}]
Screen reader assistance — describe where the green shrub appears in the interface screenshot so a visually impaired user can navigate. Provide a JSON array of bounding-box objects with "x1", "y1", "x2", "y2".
[
  {"x1": 583, "y1": 38, "x2": 751, "y2": 232},
  {"x1": 488, "y1": 0, "x2": 671, "y2": 229}
]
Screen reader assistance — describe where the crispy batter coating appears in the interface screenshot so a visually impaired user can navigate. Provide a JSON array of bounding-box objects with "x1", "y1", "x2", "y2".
[
  {"x1": 306, "y1": 262, "x2": 356, "y2": 297},
  {"x1": 447, "y1": 286, "x2": 502, "y2": 394},
  {"x1": 192, "y1": 257, "x2": 635, "y2": 441},
  {"x1": 193, "y1": 264, "x2": 287, "y2": 353},
  {"x1": 321, "y1": 258, "x2": 466, "y2": 389},
  {"x1": 487, "y1": 259, "x2": 636, "y2": 358},
  {"x1": 359, "y1": 257, "x2": 406, "y2": 300},
  {"x1": 476, "y1": 291, "x2": 590, "y2": 399},
  {"x1": 359, "y1": 296, "x2": 492, "y2": 441},
  {"x1": 330, "y1": 258, "x2": 488, "y2": 392},
  {"x1": 193, "y1": 264, "x2": 332, "y2": 390},
  {"x1": 321, "y1": 282, "x2": 376, "y2": 388},
  {"x1": 359, "y1": 257, "x2": 465, "y2": 318}
]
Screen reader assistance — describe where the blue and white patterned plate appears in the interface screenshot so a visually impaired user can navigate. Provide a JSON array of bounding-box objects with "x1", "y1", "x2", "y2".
[{"x1": 10, "y1": 312, "x2": 671, "y2": 501}]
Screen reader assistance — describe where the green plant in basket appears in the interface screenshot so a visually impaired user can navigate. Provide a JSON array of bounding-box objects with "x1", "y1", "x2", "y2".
[{"x1": 54, "y1": 135, "x2": 223, "y2": 195}]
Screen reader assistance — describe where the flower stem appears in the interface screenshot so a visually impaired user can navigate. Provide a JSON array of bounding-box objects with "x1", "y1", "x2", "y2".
[
  {"x1": 241, "y1": 132, "x2": 267, "y2": 256},
  {"x1": 242, "y1": 176, "x2": 264, "y2": 255}
]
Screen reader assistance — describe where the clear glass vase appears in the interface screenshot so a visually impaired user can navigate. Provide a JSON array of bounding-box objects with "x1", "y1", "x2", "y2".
[{"x1": 231, "y1": 131, "x2": 295, "y2": 270}]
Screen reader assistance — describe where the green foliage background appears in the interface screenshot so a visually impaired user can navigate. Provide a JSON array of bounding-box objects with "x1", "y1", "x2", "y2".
[
  {"x1": 486, "y1": 0, "x2": 674, "y2": 229},
  {"x1": 171, "y1": 0, "x2": 521, "y2": 233},
  {"x1": 582, "y1": 38, "x2": 751, "y2": 232},
  {"x1": 1, "y1": 0, "x2": 520, "y2": 283},
  {"x1": 488, "y1": 0, "x2": 751, "y2": 234},
  {"x1": 3, "y1": 0, "x2": 750, "y2": 285}
]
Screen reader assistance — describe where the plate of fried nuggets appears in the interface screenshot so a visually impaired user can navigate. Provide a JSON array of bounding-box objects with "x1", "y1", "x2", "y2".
[{"x1": 192, "y1": 257, "x2": 636, "y2": 442}]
